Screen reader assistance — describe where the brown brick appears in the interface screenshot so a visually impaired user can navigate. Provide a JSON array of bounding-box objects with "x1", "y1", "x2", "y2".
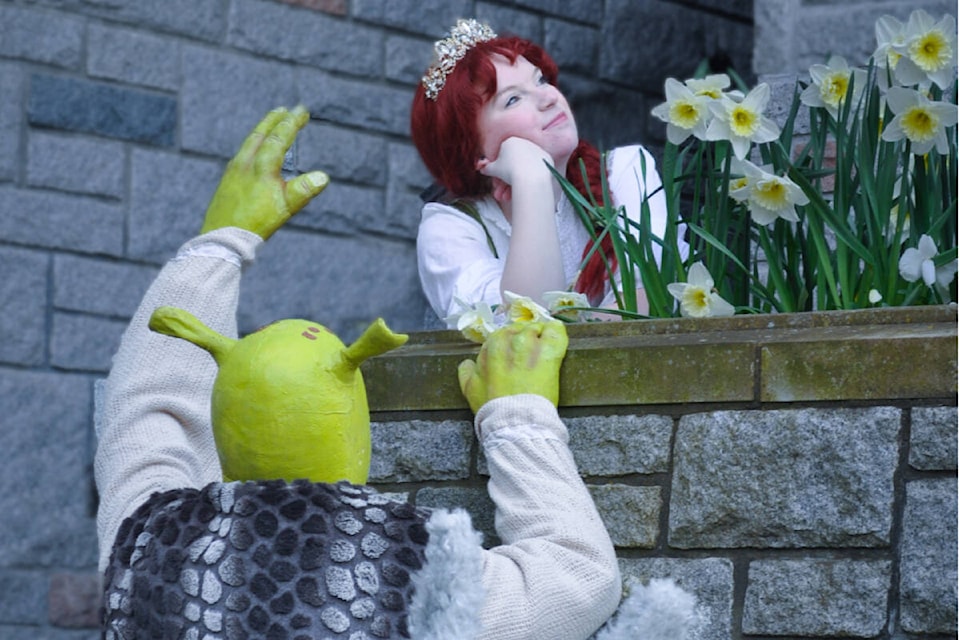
[
  {"x1": 49, "y1": 572, "x2": 100, "y2": 628},
  {"x1": 275, "y1": 0, "x2": 347, "y2": 15}
]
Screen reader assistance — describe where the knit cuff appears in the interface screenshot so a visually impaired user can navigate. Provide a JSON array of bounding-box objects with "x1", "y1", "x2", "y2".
[
  {"x1": 173, "y1": 227, "x2": 262, "y2": 267},
  {"x1": 474, "y1": 394, "x2": 568, "y2": 445}
]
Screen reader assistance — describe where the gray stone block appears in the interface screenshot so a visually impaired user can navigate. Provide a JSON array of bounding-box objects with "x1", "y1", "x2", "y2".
[
  {"x1": 600, "y1": 0, "x2": 753, "y2": 94},
  {"x1": 705, "y1": 15, "x2": 755, "y2": 86},
  {"x1": 414, "y1": 486, "x2": 498, "y2": 547},
  {"x1": 385, "y1": 142, "x2": 432, "y2": 239},
  {"x1": 86, "y1": 23, "x2": 180, "y2": 91},
  {"x1": 566, "y1": 413, "x2": 672, "y2": 476},
  {"x1": 128, "y1": 148, "x2": 223, "y2": 263},
  {"x1": 757, "y1": 0, "x2": 958, "y2": 75},
  {"x1": 181, "y1": 45, "x2": 297, "y2": 158},
  {"x1": 0, "y1": 4, "x2": 83, "y2": 69},
  {"x1": 689, "y1": 0, "x2": 752, "y2": 19},
  {"x1": 618, "y1": 557, "x2": 734, "y2": 640},
  {"x1": 228, "y1": 0, "x2": 381, "y2": 77},
  {"x1": 0, "y1": 246, "x2": 47, "y2": 366},
  {"x1": 589, "y1": 484, "x2": 660, "y2": 548},
  {"x1": 28, "y1": 74, "x2": 176, "y2": 147},
  {"x1": 291, "y1": 181, "x2": 386, "y2": 236},
  {"x1": 370, "y1": 419, "x2": 473, "y2": 482},
  {"x1": 26, "y1": 131, "x2": 125, "y2": 199},
  {"x1": 743, "y1": 559, "x2": 891, "y2": 636},
  {"x1": 51, "y1": 0, "x2": 228, "y2": 43},
  {"x1": 53, "y1": 255, "x2": 158, "y2": 319},
  {"x1": 600, "y1": 0, "x2": 703, "y2": 93},
  {"x1": 544, "y1": 18, "x2": 598, "y2": 76},
  {"x1": 0, "y1": 626, "x2": 100, "y2": 640},
  {"x1": 508, "y1": 0, "x2": 600, "y2": 25},
  {"x1": 236, "y1": 228, "x2": 427, "y2": 343},
  {"x1": 0, "y1": 63, "x2": 24, "y2": 182},
  {"x1": 753, "y1": 0, "x2": 799, "y2": 75},
  {"x1": 385, "y1": 34, "x2": 433, "y2": 86},
  {"x1": 909, "y1": 406, "x2": 958, "y2": 471},
  {"x1": 759, "y1": 73, "x2": 810, "y2": 136},
  {"x1": 899, "y1": 478, "x2": 958, "y2": 634},
  {"x1": 475, "y1": 4, "x2": 543, "y2": 42},
  {"x1": 0, "y1": 369, "x2": 98, "y2": 568},
  {"x1": 0, "y1": 569, "x2": 47, "y2": 624},
  {"x1": 669, "y1": 407, "x2": 900, "y2": 549},
  {"x1": 48, "y1": 572, "x2": 101, "y2": 629},
  {"x1": 298, "y1": 68, "x2": 412, "y2": 136},
  {"x1": 385, "y1": 179, "x2": 423, "y2": 242},
  {"x1": 0, "y1": 186, "x2": 124, "y2": 256},
  {"x1": 50, "y1": 313, "x2": 128, "y2": 372},
  {"x1": 297, "y1": 122, "x2": 388, "y2": 186},
  {"x1": 794, "y1": 3, "x2": 919, "y2": 73},
  {"x1": 352, "y1": 0, "x2": 472, "y2": 36}
]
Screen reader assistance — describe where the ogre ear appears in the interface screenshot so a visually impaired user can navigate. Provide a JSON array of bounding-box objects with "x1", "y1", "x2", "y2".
[
  {"x1": 336, "y1": 318, "x2": 408, "y2": 375},
  {"x1": 148, "y1": 306, "x2": 236, "y2": 363}
]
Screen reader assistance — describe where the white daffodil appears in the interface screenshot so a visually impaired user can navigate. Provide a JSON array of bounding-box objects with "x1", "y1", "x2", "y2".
[
  {"x1": 800, "y1": 55, "x2": 868, "y2": 118},
  {"x1": 542, "y1": 290, "x2": 590, "y2": 321},
  {"x1": 651, "y1": 78, "x2": 712, "y2": 145},
  {"x1": 874, "y1": 14, "x2": 909, "y2": 83},
  {"x1": 502, "y1": 291, "x2": 553, "y2": 324},
  {"x1": 684, "y1": 73, "x2": 732, "y2": 100},
  {"x1": 667, "y1": 262, "x2": 735, "y2": 318},
  {"x1": 727, "y1": 157, "x2": 809, "y2": 226},
  {"x1": 899, "y1": 234, "x2": 958, "y2": 295},
  {"x1": 704, "y1": 83, "x2": 781, "y2": 159},
  {"x1": 868, "y1": 289, "x2": 883, "y2": 304},
  {"x1": 896, "y1": 10, "x2": 958, "y2": 90},
  {"x1": 445, "y1": 297, "x2": 496, "y2": 343},
  {"x1": 881, "y1": 86, "x2": 958, "y2": 155}
]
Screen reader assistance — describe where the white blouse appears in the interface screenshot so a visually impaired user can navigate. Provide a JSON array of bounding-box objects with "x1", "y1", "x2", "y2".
[{"x1": 416, "y1": 145, "x2": 677, "y2": 324}]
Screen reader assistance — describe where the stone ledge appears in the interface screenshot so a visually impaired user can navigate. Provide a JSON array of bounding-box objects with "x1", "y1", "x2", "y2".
[{"x1": 363, "y1": 306, "x2": 958, "y2": 411}]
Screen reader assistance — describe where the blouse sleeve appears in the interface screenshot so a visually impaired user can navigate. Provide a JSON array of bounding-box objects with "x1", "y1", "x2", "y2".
[{"x1": 417, "y1": 202, "x2": 504, "y2": 324}]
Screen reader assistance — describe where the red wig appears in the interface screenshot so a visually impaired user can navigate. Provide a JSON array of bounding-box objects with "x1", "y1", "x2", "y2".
[{"x1": 410, "y1": 35, "x2": 617, "y2": 305}]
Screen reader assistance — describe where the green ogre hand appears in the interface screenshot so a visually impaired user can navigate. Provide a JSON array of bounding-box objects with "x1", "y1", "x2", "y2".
[
  {"x1": 457, "y1": 320, "x2": 569, "y2": 414},
  {"x1": 200, "y1": 106, "x2": 329, "y2": 240}
]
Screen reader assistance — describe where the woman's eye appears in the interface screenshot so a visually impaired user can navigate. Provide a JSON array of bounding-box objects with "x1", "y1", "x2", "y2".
[{"x1": 505, "y1": 95, "x2": 519, "y2": 107}]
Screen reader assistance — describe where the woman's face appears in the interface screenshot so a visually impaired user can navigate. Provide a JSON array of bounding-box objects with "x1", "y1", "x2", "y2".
[{"x1": 477, "y1": 54, "x2": 579, "y2": 169}]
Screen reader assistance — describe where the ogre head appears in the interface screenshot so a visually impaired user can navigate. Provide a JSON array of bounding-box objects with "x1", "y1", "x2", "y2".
[{"x1": 148, "y1": 307, "x2": 407, "y2": 484}]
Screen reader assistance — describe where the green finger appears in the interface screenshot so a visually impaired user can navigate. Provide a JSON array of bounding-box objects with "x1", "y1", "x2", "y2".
[
  {"x1": 457, "y1": 359, "x2": 475, "y2": 392},
  {"x1": 235, "y1": 107, "x2": 288, "y2": 165},
  {"x1": 255, "y1": 105, "x2": 309, "y2": 174},
  {"x1": 285, "y1": 171, "x2": 330, "y2": 215},
  {"x1": 540, "y1": 320, "x2": 569, "y2": 349}
]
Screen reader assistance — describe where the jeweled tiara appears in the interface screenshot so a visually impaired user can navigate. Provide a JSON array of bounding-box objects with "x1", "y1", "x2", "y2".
[{"x1": 421, "y1": 19, "x2": 497, "y2": 101}]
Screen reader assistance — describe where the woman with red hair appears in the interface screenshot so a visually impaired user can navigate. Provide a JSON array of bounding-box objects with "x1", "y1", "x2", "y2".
[{"x1": 412, "y1": 19, "x2": 680, "y2": 324}]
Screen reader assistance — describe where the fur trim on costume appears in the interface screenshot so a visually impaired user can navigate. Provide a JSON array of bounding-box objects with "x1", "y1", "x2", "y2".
[
  {"x1": 592, "y1": 578, "x2": 697, "y2": 640},
  {"x1": 407, "y1": 508, "x2": 486, "y2": 640}
]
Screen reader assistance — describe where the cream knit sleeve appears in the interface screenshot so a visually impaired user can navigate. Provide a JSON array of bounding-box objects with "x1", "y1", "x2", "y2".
[
  {"x1": 94, "y1": 227, "x2": 262, "y2": 572},
  {"x1": 474, "y1": 395, "x2": 622, "y2": 640}
]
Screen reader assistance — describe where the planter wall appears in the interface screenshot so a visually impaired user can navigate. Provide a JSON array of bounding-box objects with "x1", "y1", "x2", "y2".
[{"x1": 361, "y1": 306, "x2": 958, "y2": 638}]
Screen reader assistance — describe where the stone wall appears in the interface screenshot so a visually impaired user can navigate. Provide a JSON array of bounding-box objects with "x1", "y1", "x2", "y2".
[
  {"x1": 754, "y1": 0, "x2": 958, "y2": 75},
  {"x1": 360, "y1": 307, "x2": 958, "y2": 638},
  {"x1": 1, "y1": 0, "x2": 957, "y2": 638}
]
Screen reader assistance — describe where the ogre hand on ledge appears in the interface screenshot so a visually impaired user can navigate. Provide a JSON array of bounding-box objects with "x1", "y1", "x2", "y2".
[
  {"x1": 457, "y1": 320, "x2": 568, "y2": 414},
  {"x1": 201, "y1": 105, "x2": 329, "y2": 240}
]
